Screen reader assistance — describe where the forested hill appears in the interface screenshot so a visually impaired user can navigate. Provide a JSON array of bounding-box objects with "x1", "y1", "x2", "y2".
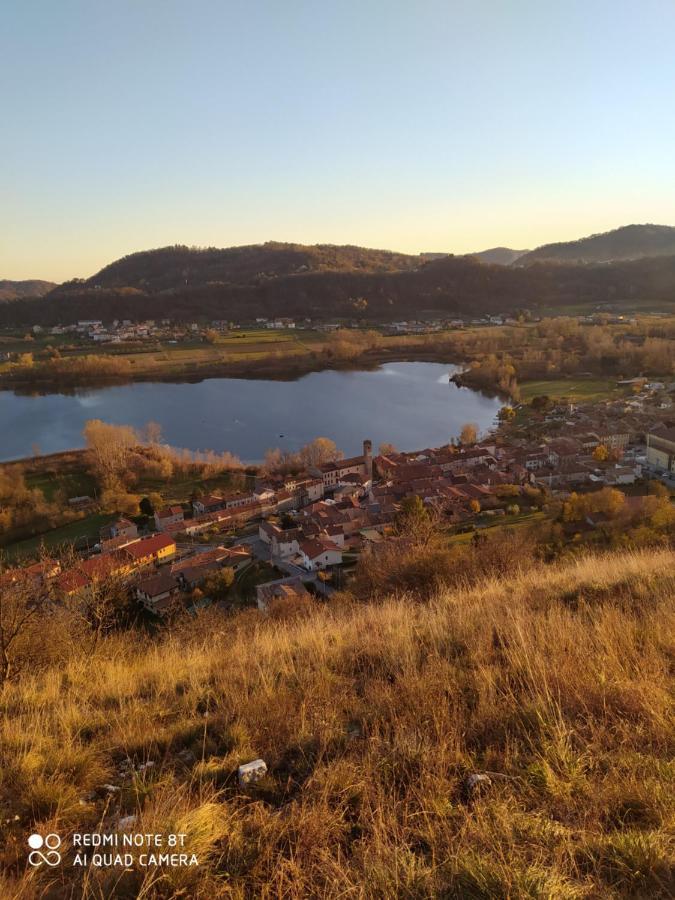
[
  {"x1": 2, "y1": 246, "x2": 675, "y2": 326},
  {"x1": 0, "y1": 280, "x2": 56, "y2": 301},
  {"x1": 519, "y1": 224, "x2": 675, "y2": 265},
  {"x1": 468, "y1": 247, "x2": 529, "y2": 265},
  {"x1": 77, "y1": 242, "x2": 421, "y2": 291}
]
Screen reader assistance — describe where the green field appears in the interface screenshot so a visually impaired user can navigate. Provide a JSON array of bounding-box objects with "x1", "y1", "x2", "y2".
[
  {"x1": 25, "y1": 469, "x2": 97, "y2": 502},
  {"x1": 4, "y1": 512, "x2": 116, "y2": 561},
  {"x1": 518, "y1": 377, "x2": 623, "y2": 403}
]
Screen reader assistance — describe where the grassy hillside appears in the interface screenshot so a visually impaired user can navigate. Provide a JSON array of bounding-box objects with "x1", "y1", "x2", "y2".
[
  {"x1": 1, "y1": 548, "x2": 673, "y2": 898},
  {"x1": 520, "y1": 224, "x2": 675, "y2": 265}
]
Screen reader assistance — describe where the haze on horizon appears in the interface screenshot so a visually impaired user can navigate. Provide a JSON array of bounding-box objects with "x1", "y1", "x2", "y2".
[{"x1": 3, "y1": 0, "x2": 675, "y2": 283}]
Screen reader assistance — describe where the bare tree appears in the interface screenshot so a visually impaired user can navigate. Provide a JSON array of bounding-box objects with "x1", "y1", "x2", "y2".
[
  {"x1": 460, "y1": 422, "x2": 479, "y2": 446},
  {"x1": 83, "y1": 419, "x2": 139, "y2": 487},
  {"x1": 298, "y1": 437, "x2": 343, "y2": 468}
]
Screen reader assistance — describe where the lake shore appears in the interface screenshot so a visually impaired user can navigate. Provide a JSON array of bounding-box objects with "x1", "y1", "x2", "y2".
[{"x1": 0, "y1": 346, "x2": 475, "y2": 393}]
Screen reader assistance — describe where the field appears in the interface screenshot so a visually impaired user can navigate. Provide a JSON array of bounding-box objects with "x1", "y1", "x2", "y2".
[
  {"x1": 1, "y1": 546, "x2": 673, "y2": 897},
  {"x1": 518, "y1": 377, "x2": 624, "y2": 403},
  {"x1": 3, "y1": 511, "x2": 116, "y2": 560}
]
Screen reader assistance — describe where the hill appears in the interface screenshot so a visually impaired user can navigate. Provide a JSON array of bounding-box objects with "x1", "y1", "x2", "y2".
[
  {"x1": 468, "y1": 246, "x2": 529, "y2": 265},
  {"x1": 1, "y1": 546, "x2": 673, "y2": 897},
  {"x1": 0, "y1": 279, "x2": 56, "y2": 301},
  {"x1": 80, "y1": 242, "x2": 420, "y2": 292},
  {"x1": 519, "y1": 223, "x2": 675, "y2": 265},
  {"x1": 2, "y1": 242, "x2": 675, "y2": 326}
]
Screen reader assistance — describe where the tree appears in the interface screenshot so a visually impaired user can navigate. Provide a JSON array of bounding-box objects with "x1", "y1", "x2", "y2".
[
  {"x1": 0, "y1": 571, "x2": 43, "y2": 688},
  {"x1": 460, "y1": 423, "x2": 479, "y2": 446},
  {"x1": 646, "y1": 480, "x2": 669, "y2": 498},
  {"x1": 263, "y1": 447, "x2": 300, "y2": 476},
  {"x1": 394, "y1": 495, "x2": 440, "y2": 545},
  {"x1": 650, "y1": 498, "x2": 675, "y2": 530},
  {"x1": 592, "y1": 444, "x2": 609, "y2": 462},
  {"x1": 469, "y1": 499, "x2": 481, "y2": 514},
  {"x1": 83, "y1": 419, "x2": 139, "y2": 488},
  {"x1": 298, "y1": 437, "x2": 343, "y2": 468},
  {"x1": 202, "y1": 568, "x2": 235, "y2": 600},
  {"x1": 379, "y1": 443, "x2": 398, "y2": 456},
  {"x1": 144, "y1": 421, "x2": 163, "y2": 444},
  {"x1": 204, "y1": 329, "x2": 218, "y2": 344},
  {"x1": 78, "y1": 573, "x2": 136, "y2": 646},
  {"x1": 498, "y1": 406, "x2": 516, "y2": 421}
]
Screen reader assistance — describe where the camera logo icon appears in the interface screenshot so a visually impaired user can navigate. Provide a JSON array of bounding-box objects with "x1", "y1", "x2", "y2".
[{"x1": 28, "y1": 833, "x2": 62, "y2": 866}]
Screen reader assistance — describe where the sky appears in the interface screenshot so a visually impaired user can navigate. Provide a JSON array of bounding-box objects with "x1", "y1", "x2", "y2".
[{"x1": 3, "y1": 0, "x2": 675, "y2": 282}]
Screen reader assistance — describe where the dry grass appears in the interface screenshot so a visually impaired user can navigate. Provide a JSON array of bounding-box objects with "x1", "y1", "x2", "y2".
[{"x1": 1, "y1": 549, "x2": 674, "y2": 898}]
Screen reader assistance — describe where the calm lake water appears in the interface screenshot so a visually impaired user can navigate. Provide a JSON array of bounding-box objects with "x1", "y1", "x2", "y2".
[{"x1": 0, "y1": 362, "x2": 501, "y2": 463}]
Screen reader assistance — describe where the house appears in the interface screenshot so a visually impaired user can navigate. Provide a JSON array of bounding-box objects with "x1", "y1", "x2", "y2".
[
  {"x1": 122, "y1": 533, "x2": 176, "y2": 568},
  {"x1": 192, "y1": 494, "x2": 226, "y2": 515},
  {"x1": 274, "y1": 528, "x2": 302, "y2": 558},
  {"x1": 593, "y1": 429, "x2": 630, "y2": 451},
  {"x1": 55, "y1": 550, "x2": 131, "y2": 596},
  {"x1": 154, "y1": 505, "x2": 184, "y2": 531},
  {"x1": 219, "y1": 492, "x2": 257, "y2": 510},
  {"x1": 546, "y1": 438, "x2": 583, "y2": 466},
  {"x1": 175, "y1": 563, "x2": 219, "y2": 590},
  {"x1": 256, "y1": 576, "x2": 311, "y2": 611},
  {"x1": 169, "y1": 544, "x2": 247, "y2": 588},
  {"x1": 646, "y1": 426, "x2": 675, "y2": 473},
  {"x1": 297, "y1": 538, "x2": 342, "y2": 571},
  {"x1": 220, "y1": 545, "x2": 253, "y2": 571},
  {"x1": 604, "y1": 465, "x2": 640, "y2": 486},
  {"x1": 100, "y1": 517, "x2": 138, "y2": 542},
  {"x1": 135, "y1": 572, "x2": 180, "y2": 614},
  {"x1": 315, "y1": 440, "x2": 373, "y2": 488}
]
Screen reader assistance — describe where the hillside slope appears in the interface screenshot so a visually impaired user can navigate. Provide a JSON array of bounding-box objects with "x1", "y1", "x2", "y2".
[
  {"x1": 469, "y1": 246, "x2": 529, "y2": 265},
  {"x1": 3, "y1": 251, "x2": 675, "y2": 325},
  {"x1": 77, "y1": 243, "x2": 420, "y2": 292},
  {"x1": 0, "y1": 279, "x2": 56, "y2": 301},
  {"x1": 1, "y1": 548, "x2": 673, "y2": 898},
  {"x1": 519, "y1": 223, "x2": 675, "y2": 265}
]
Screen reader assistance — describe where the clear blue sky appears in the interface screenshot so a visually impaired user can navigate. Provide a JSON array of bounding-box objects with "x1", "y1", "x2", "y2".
[{"x1": 3, "y1": 0, "x2": 675, "y2": 281}]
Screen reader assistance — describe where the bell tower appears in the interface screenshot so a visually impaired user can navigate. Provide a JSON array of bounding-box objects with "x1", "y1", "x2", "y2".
[{"x1": 363, "y1": 439, "x2": 373, "y2": 479}]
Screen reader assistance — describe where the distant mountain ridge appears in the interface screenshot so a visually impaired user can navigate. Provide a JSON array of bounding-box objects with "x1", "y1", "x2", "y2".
[
  {"x1": 468, "y1": 247, "x2": 529, "y2": 266},
  {"x1": 3, "y1": 225, "x2": 675, "y2": 325},
  {"x1": 519, "y1": 224, "x2": 675, "y2": 265},
  {"x1": 4, "y1": 250, "x2": 675, "y2": 327},
  {"x1": 0, "y1": 279, "x2": 56, "y2": 301}
]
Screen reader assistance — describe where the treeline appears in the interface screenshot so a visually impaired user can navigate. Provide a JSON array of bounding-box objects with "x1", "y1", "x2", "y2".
[
  {"x1": 0, "y1": 466, "x2": 85, "y2": 546},
  {"x1": 0, "y1": 354, "x2": 133, "y2": 385},
  {"x1": 83, "y1": 420, "x2": 244, "y2": 514},
  {"x1": 445, "y1": 317, "x2": 675, "y2": 396},
  {"x1": 3, "y1": 252, "x2": 675, "y2": 326}
]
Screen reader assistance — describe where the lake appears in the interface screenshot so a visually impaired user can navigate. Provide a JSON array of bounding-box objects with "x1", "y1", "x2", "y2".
[{"x1": 0, "y1": 362, "x2": 501, "y2": 463}]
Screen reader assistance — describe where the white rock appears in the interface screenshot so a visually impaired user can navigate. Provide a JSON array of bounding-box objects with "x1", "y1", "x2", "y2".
[
  {"x1": 238, "y1": 758, "x2": 267, "y2": 787},
  {"x1": 118, "y1": 815, "x2": 137, "y2": 829}
]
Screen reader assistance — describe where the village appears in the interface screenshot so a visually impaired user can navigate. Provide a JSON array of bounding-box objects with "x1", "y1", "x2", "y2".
[
  {"x1": 3, "y1": 372, "x2": 674, "y2": 621},
  {"x1": 1, "y1": 312, "x2": 506, "y2": 354}
]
